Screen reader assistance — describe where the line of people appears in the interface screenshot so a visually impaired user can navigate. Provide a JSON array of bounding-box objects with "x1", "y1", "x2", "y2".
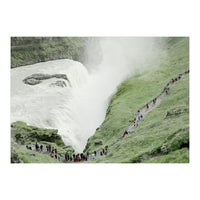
[
  {"x1": 65, "y1": 145, "x2": 109, "y2": 162},
  {"x1": 26, "y1": 142, "x2": 59, "y2": 160},
  {"x1": 125, "y1": 70, "x2": 189, "y2": 138}
]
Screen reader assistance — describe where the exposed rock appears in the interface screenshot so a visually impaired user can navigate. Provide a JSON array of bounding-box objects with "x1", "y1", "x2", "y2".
[
  {"x1": 23, "y1": 73, "x2": 70, "y2": 86},
  {"x1": 166, "y1": 106, "x2": 189, "y2": 118},
  {"x1": 24, "y1": 78, "x2": 42, "y2": 85},
  {"x1": 50, "y1": 80, "x2": 67, "y2": 87},
  {"x1": 94, "y1": 140, "x2": 103, "y2": 145}
]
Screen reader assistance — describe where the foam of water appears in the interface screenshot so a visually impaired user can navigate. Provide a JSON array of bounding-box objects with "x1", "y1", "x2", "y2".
[
  {"x1": 11, "y1": 58, "x2": 126, "y2": 152},
  {"x1": 11, "y1": 38, "x2": 163, "y2": 152}
]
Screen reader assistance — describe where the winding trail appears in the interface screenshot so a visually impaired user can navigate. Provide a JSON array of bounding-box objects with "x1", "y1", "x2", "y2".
[
  {"x1": 84, "y1": 70, "x2": 189, "y2": 161},
  {"x1": 12, "y1": 70, "x2": 189, "y2": 163}
]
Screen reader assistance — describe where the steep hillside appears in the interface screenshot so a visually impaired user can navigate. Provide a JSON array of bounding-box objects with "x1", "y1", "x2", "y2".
[
  {"x1": 84, "y1": 37, "x2": 189, "y2": 163},
  {"x1": 11, "y1": 37, "x2": 102, "y2": 68}
]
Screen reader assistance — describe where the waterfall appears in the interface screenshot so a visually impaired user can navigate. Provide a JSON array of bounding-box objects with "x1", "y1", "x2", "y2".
[{"x1": 11, "y1": 38, "x2": 162, "y2": 152}]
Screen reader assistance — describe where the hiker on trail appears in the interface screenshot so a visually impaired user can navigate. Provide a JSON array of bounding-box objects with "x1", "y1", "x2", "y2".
[
  {"x1": 28, "y1": 146, "x2": 32, "y2": 150},
  {"x1": 138, "y1": 115, "x2": 141, "y2": 120},
  {"x1": 172, "y1": 79, "x2": 175, "y2": 83},
  {"x1": 122, "y1": 131, "x2": 126, "y2": 138},
  {"x1": 75, "y1": 154, "x2": 79, "y2": 162},
  {"x1": 100, "y1": 152, "x2": 103, "y2": 156},
  {"x1": 153, "y1": 98, "x2": 156, "y2": 104},
  {"x1": 55, "y1": 148, "x2": 57, "y2": 154},
  {"x1": 81, "y1": 154, "x2": 84, "y2": 161},
  {"x1": 134, "y1": 117, "x2": 136, "y2": 121},
  {"x1": 84, "y1": 154, "x2": 88, "y2": 161},
  {"x1": 175, "y1": 78, "x2": 177, "y2": 81},
  {"x1": 50, "y1": 152, "x2": 54, "y2": 158},
  {"x1": 73, "y1": 154, "x2": 76, "y2": 162},
  {"x1": 52, "y1": 147, "x2": 54, "y2": 153},
  {"x1": 26, "y1": 145, "x2": 29, "y2": 149},
  {"x1": 87, "y1": 152, "x2": 89, "y2": 159},
  {"x1": 122, "y1": 130, "x2": 128, "y2": 138},
  {"x1": 48, "y1": 144, "x2": 51, "y2": 153},
  {"x1": 92, "y1": 153, "x2": 95, "y2": 159},
  {"x1": 137, "y1": 110, "x2": 140, "y2": 115},
  {"x1": 165, "y1": 87, "x2": 169, "y2": 95},
  {"x1": 105, "y1": 146, "x2": 108, "y2": 151},
  {"x1": 69, "y1": 154, "x2": 72, "y2": 161},
  {"x1": 140, "y1": 114, "x2": 143, "y2": 119},
  {"x1": 46, "y1": 145, "x2": 49, "y2": 152},
  {"x1": 40, "y1": 144, "x2": 43, "y2": 152},
  {"x1": 94, "y1": 151, "x2": 97, "y2": 157},
  {"x1": 35, "y1": 142, "x2": 39, "y2": 151},
  {"x1": 65, "y1": 152, "x2": 69, "y2": 161},
  {"x1": 184, "y1": 70, "x2": 189, "y2": 74},
  {"x1": 102, "y1": 149, "x2": 105, "y2": 154},
  {"x1": 146, "y1": 103, "x2": 149, "y2": 109}
]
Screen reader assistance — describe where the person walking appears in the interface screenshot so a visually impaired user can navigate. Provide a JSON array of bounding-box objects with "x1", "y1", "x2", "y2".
[
  {"x1": 102, "y1": 149, "x2": 105, "y2": 154},
  {"x1": 40, "y1": 144, "x2": 43, "y2": 152},
  {"x1": 35, "y1": 142, "x2": 39, "y2": 151},
  {"x1": 105, "y1": 146, "x2": 108, "y2": 153},
  {"x1": 65, "y1": 152, "x2": 69, "y2": 161},
  {"x1": 92, "y1": 153, "x2": 95, "y2": 159},
  {"x1": 87, "y1": 152, "x2": 89, "y2": 159},
  {"x1": 146, "y1": 103, "x2": 149, "y2": 109}
]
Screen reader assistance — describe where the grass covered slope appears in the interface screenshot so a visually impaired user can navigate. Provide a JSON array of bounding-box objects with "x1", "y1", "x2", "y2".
[
  {"x1": 84, "y1": 37, "x2": 189, "y2": 163},
  {"x1": 11, "y1": 121, "x2": 75, "y2": 163},
  {"x1": 11, "y1": 37, "x2": 88, "y2": 68}
]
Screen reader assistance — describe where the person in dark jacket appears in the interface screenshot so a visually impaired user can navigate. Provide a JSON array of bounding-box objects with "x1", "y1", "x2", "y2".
[
  {"x1": 40, "y1": 144, "x2": 43, "y2": 152},
  {"x1": 35, "y1": 142, "x2": 39, "y2": 151}
]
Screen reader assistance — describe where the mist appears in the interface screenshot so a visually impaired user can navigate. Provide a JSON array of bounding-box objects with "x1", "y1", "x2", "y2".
[{"x1": 11, "y1": 37, "x2": 166, "y2": 152}]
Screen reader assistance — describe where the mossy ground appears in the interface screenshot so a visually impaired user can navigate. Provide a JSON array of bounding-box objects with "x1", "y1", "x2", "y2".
[
  {"x1": 15, "y1": 149, "x2": 61, "y2": 163},
  {"x1": 11, "y1": 37, "x2": 88, "y2": 68},
  {"x1": 84, "y1": 37, "x2": 189, "y2": 163}
]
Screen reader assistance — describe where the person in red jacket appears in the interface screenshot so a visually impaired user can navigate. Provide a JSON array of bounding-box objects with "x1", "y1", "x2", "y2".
[
  {"x1": 102, "y1": 149, "x2": 105, "y2": 154},
  {"x1": 146, "y1": 103, "x2": 149, "y2": 109}
]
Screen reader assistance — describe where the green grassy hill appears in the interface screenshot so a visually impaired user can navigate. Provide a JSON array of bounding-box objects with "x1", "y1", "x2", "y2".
[
  {"x1": 84, "y1": 37, "x2": 189, "y2": 163},
  {"x1": 11, "y1": 37, "x2": 102, "y2": 68}
]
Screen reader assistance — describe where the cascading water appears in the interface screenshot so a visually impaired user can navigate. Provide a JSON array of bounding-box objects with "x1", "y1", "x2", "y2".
[{"x1": 11, "y1": 38, "x2": 163, "y2": 153}]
